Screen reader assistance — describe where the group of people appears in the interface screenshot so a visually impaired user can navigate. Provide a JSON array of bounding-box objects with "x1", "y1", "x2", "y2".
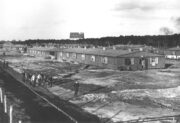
[
  {"x1": 22, "y1": 71, "x2": 80, "y2": 96},
  {"x1": 22, "y1": 72, "x2": 53, "y2": 88},
  {"x1": 2, "y1": 60, "x2": 8, "y2": 69},
  {"x1": 1, "y1": 60, "x2": 80, "y2": 96}
]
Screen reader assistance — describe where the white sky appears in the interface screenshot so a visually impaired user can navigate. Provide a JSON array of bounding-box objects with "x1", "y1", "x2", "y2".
[{"x1": 0, "y1": 0, "x2": 180, "y2": 40}]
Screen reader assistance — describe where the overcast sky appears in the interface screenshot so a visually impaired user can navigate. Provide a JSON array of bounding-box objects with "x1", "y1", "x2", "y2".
[{"x1": 0, "y1": 0, "x2": 180, "y2": 40}]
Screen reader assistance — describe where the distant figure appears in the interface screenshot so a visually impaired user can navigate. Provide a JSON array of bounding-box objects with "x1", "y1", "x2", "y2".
[
  {"x1": 5, "y1": 61, "x2": 8, "y2": 68},
  {"x1": 41, "y1": 73, "x2": 45, "y2": 86},
  {"x1": 27, "y1": 73, "x2": 32, "y2": 83},
  {"x1": 74, "y1": 81, "x2": 80, "y2": 96},
  {"x1": 3, "y1": 52, "x2": 5, "y2": 56},
  {"x1": 24, "y1": 72, "x2": 28, "y2": 83},
  {"x1": 22, "y1": 72, "x2": 26, "y2": 82},
  {"x1": 49, "y1": 76, "x2": 53, "y2": 87},
  {"x1": 31, "y1": 74, "x2": 36, "y2": 87},
  {"x1": 176, "y1": 116, "x2": 180, "y2": 123},
  {"x1": 44, "y1": 75, "x2": 48, "y2": 87},
  {"x1": 37, "y1": 74, "x2": 42, "y2": 86},
  {"x1": 3, "y1": 60, "x2": 5, "y2": 68}
]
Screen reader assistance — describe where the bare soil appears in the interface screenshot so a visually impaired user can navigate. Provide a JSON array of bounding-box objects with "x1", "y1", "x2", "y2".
[{"x1": 2, "y1": 53, "x2": 180, "y2": 123}]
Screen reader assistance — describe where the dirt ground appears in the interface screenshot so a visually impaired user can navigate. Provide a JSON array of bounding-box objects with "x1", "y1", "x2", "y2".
[{"x1": 2, "y1": 52, "x2": 180, "y2": 123}]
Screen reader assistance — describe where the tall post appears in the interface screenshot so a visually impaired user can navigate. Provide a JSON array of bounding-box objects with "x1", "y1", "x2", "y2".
[
  {"x1": 9, "y1": 105, "x2": 13, "y2": 123},
  {"x1": 0, "y1": 88, "x2": 3, "y2": 103},
  {"x1": 4, "y1": 95, "x2": 7, "y2": 113},
  {"x1": 172, "y1": 117, "x2": 176, "y2": 123}
]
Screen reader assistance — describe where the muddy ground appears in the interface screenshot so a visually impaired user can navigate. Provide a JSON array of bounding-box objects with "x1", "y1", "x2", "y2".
[{"x1": 1, "y1": 52, "x2": 180, "y2": 123}]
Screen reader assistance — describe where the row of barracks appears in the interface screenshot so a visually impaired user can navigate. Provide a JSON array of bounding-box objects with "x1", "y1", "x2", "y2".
[
  {"x1": 27, "y1": 47, "x2": 165, "y2": 70},
  {"x1": 164, "y1": 47, "x2": 180, "y2": 60},
  {"x1": 27, "y1": 47, "x2": 59, "y2": 59}
]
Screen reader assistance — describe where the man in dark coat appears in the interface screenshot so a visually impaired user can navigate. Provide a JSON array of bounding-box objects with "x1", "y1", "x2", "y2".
[
  {"x1": 49, "y1": 76, "x2": 53, "y2": 87},
  {"x1": 3, "y1": 60, "x2": 5, "y2": 68},
  {"x1": 5, "y1": 61, "x2": 8, "y2": 68},
  {"x1": 74, "y1": 81, "x2": 80, "y2": 96},
  {"x1": 3, "y1": 52, "x2": 5, "y2": 56},
  {"x1": 22, "y1": 71, "x2": 26, "y2": 82}
]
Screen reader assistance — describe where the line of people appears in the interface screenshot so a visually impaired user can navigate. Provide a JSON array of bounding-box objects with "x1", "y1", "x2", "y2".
[
  {"x1": 2, "y1": 60, "x2": 8, "y2": 69},
  {"x1": 23, "y1": 72, "x2": 53, "y2": 88}
]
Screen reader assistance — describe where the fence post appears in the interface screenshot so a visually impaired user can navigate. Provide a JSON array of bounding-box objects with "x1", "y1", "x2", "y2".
[
  {"x1": 172, "y1": 117, "x2": 177, "y2": 123},
  {"x1": 9, "y1": 105, "x2": 13, "y2": 123},
  {"x1": 0, "y1": 87, "x2": 4, "y2": 123},
  {"x1": 4, "y1": 95, "x2": 7, "y2": 113},
  {"x1": 0, "y1": 88, "x2": 3, "y2": 103}
]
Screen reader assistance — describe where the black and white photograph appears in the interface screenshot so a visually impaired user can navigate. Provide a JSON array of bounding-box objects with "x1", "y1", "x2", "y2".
[{"x1": 0, "y1": 0, "x2": 180, "y2": 123}]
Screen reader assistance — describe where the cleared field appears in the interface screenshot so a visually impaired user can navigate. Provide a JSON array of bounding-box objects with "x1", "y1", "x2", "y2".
[{"x1": 2, "y1": 53, "x2": 180, "y2": 123}]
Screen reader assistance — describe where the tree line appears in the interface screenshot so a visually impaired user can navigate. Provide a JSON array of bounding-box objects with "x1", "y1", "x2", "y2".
[{"x1": 9, "y1": 34, "x2": 180, "y2": 49}]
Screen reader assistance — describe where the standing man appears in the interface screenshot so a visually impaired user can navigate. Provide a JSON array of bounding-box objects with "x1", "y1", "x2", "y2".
[
  {"x1": 41, "y1": 73, "x2": 44, "y2": 86},
  {"x1": 5, "y1": 61, "x2": 8, "y2": 68},
  {"x1": 31, "y1": 74, "x2": 36, "y2": 87},
  {"x1": 45, "y1": 75, "x2": 49, "y2": 88},
  {"x1": 3, "y1": 52, "x2": 5, "y2": 57},
  {"x1": 22, "y1": 71, "x2": 26, "y2": 82},
  {"x1": 37, "y1": 73, "x2": 42, "y2": 86},
  {"x1": 3, "y1": 60, "x2": 5, "y2": 68},
  {"x1": 74, "y1": 81, "x2": 80, "y2": 97},
  {"x1": 49, "y1": 76, "x2": 53, "y2": 87}
]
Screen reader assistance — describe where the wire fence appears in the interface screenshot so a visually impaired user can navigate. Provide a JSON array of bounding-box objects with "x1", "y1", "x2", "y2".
[
  {"x1": 0, "y1": 87, "x2": 22, "y2": 123},
  {"x1": 0, "y1": 59, "x2": 78, "y2": 123}
]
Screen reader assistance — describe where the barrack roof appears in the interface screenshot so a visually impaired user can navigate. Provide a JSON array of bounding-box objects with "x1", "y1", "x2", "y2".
[
  {"x1": 120, "y1": 51, "x2": 164, "y2": 57},
  {"x1": 29, "y1": 47, "x2": 64, "y2": 52},
  {"x1": 167, "y1": 47, "x2": 180, "y2": 51},
  {"x1": 63, "y1": 48, "x2": 136, "y2": 57}
]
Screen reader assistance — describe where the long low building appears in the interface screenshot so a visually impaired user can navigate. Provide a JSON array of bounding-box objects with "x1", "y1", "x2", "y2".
[
  {"x1": 27, "y1": 47, "x2": 165, "y2": 70},
  {"x1": 164, "y1": 47, "x2": 180, "y2": 59},
  {"x1": 57, "y1": 48, "x2": 165, "y2": 70},
  {"x1": 27, "y1": 47, "x2": 61, "y2": 59}
]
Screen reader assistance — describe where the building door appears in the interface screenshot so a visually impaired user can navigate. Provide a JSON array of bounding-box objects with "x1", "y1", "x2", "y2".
[{"x1": 139, "y1": 58, "x2": 148, "y2": 70}]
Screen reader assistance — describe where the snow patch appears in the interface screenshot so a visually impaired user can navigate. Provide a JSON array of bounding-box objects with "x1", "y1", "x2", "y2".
[
  {"x1": 84, "y1": 107, "x2": 139, "y2": 122},
  {"x1": 118, "y1": 86, "x2": 180, "y2": 99},
  {"x1": 80, "y1": 78, "x2": 118, "y2": 86},
  {"x1": 88, "y1": 69, "x2": 115, "y2": 72}
]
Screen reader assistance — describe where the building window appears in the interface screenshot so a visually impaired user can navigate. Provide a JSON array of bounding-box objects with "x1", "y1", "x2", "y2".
[
  {"x1": 131, "y1": 58, "x2": 134, "y2": 65},
  {"x1": 59, "y1": 52, "x2": 63, "y2": 57},
  {"x1": 50, "y1": 51, "x2": 55, "y2": 56},
  {"x1": 91, "y1": 55, "x2": 95, "y2": 62},
  {"x1": 81, "y1": 54, "x2": 85, "y2": 60},
  {"x1": 150, "y1": 57, "x2": 158, "y2": 66},
  {"x1": 72, "y1": 53, "x2": 77, "y2": 58},
  {"x1": 155, "y1": 57, "x2": 158, "y2": 64},
  {"x1": 101, "y1": 57, "x2": 108, "y2": 64},
  {"x1": 172, "y1": 51, "x2": 175, "y2": 55},
  {"x1": 125, "y1": 58, "x2": 131, "y2": 65},
  {"x1": 66, "y1": 53, "x2": 69, "y2": 57},
  {"x1": 125, "y1": 58, "x2": 134, "y2": 65}
]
